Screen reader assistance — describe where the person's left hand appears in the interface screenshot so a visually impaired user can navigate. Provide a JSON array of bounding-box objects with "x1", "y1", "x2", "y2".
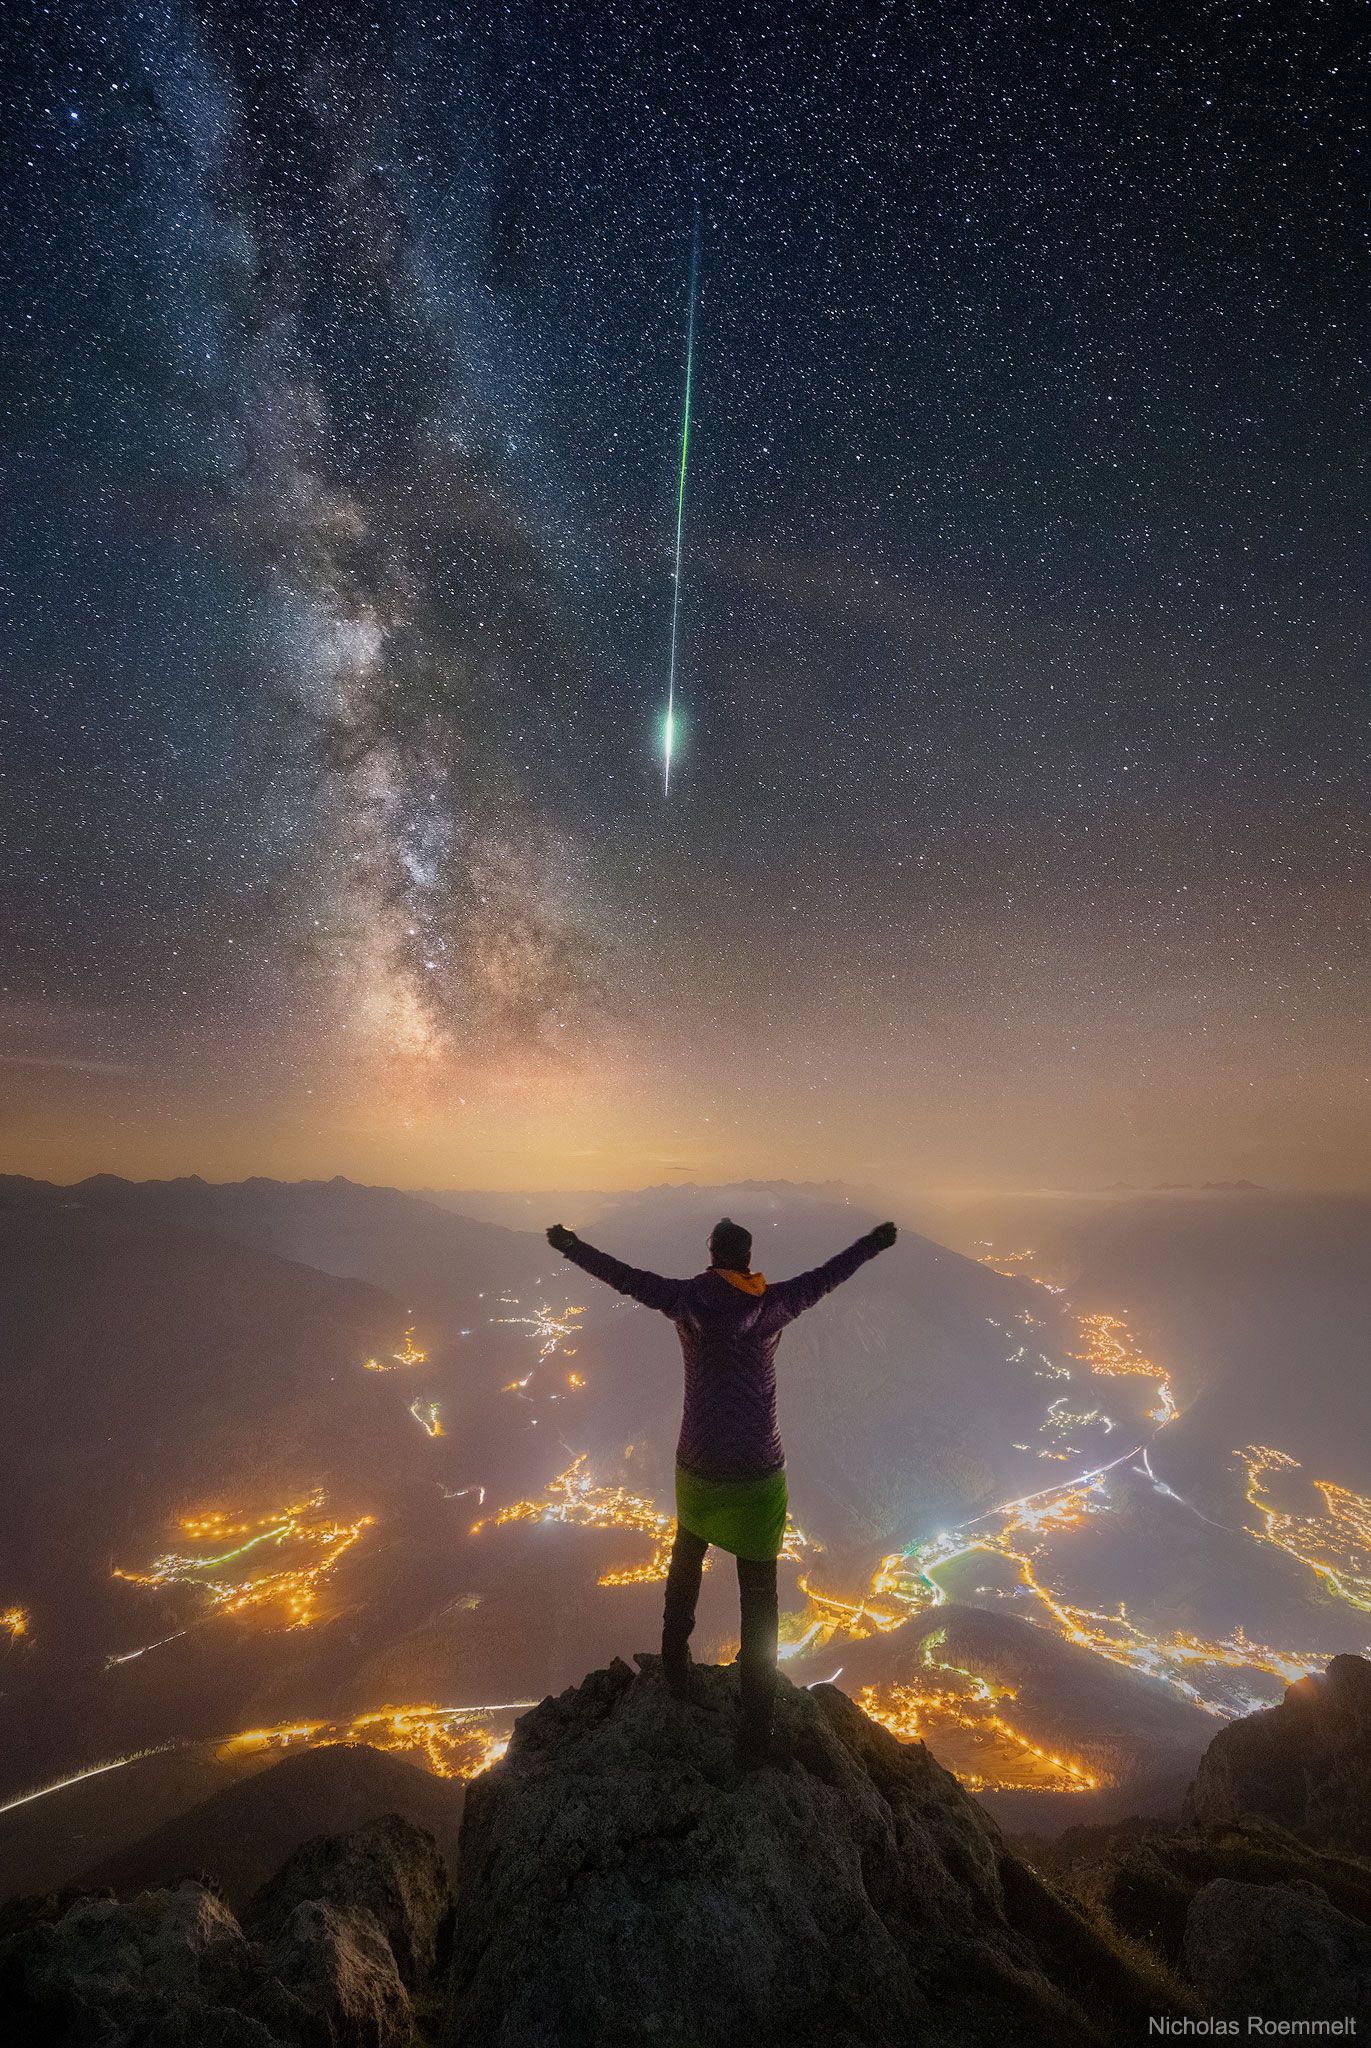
[
  {"x1": 547, "y1": 1223, "x2": 577, "y2": 1253},
  {"x1": 870, "y1": 1220, "x2": 898, "y2": 1250}
]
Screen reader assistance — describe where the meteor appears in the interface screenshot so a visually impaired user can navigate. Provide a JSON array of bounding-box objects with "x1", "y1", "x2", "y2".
[{"x1": 662, "y1": 215, "x2": 700, "y2": 795}]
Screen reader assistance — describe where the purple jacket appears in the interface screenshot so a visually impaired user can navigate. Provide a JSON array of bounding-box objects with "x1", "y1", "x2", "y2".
[{"x1": 556, "y1": 1228, "x2": 888, "y2": 1481}]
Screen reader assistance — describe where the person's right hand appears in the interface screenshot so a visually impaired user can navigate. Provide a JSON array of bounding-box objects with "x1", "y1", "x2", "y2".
[
  {"x1": 870, "y1": 1220, "x2": 898, "y2": 1250},
  {"x1": 547, "y1": 1223, "x2": 577, "y2": 1253}
]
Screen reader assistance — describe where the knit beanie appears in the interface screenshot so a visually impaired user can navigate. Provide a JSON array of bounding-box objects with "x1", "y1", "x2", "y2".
[{"x1": 709, "y1": 1216, "x2": 752, "y2": 1270}]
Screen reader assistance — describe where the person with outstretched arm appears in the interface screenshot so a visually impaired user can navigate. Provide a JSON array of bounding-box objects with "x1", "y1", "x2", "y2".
[{"x1": 545, "y1": 1211, "x2": 897, "y2": 1768}]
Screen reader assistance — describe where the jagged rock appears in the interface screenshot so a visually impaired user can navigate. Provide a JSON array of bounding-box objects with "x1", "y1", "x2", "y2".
[
  {"x1": 1038, "y1": 1664, "x2": 1371, "y2": 1990},
  {"x1": 1185, "y1": 1653, "x2": 1371, "y2": 1854},
  {"x1": 246, "y1": 1812, "x2": 452, "y2": 1990},
  {"x1": 0, "y1": 1884, "x2": 114, "y2": 1943},
  {"x1": 0, "y1": 1877, "x2": 306, "y2": 2046},
  {"x1": 1064, "y1": 1815, "x2": 1371, "y2": 1968},
  {"x1": 442, "y1": 1654, "x2": 1189, "y2": 2048},
  {"x1": 1183, "y1": 1877, "x2": 1371, "y2": 2028},
  {"x1": 0, "y1": 1842, "x2": 422, "y2": 2046},
  {"x1": 268, "y1": 1897, "x2": 414, "y2": 2048}
]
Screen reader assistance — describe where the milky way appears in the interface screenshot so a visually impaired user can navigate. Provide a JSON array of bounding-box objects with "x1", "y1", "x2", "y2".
[
  {"x1": 172, "y1": 7, "x2": 608, "y2": 1095},
  {"x1": 2, "y1": 1, "x2": 1366, "y2": 1187}
]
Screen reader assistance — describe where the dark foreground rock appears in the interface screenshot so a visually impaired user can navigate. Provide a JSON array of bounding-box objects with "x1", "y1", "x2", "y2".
[
  {"x1": 1015, "y1": 1658, "x2": 1371, "y2": 2024},
  {"x1": 1184, "y1": 1875, "x2": 1371, "y2": 2030},
  {"x1": 442, "y1": 1653, "x2": 1188, "y2": 2048},
  {"x1": 0, "y1": 1812, "x2": 451, "y2": 2047},
  {"x1": 246, "y1": 1813, "x2": 452, "y2": 1990},
  {"x1": 1185, "y1": 1652, "x2": 1371, "y2": 1854},
  {"x1": 1063, "y1": 1813, "x2": 1371, "y2": 1969}
]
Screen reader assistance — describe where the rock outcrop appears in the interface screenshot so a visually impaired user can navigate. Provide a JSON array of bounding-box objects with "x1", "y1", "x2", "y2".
[
  {"x1": 1014, "y1": 1658, "x2": 1371, "y2": 2024},
  {"x1": 270, "y1": 1893, "x2": 414, "y2": 2046},
  {"x1": 246, "y1": 1812, "x2": 453, "y2": 1989},
  {"x1": 1061, "y1": 1813, "x2": 1371, "y2": 1968},
  {"x1": 1185, "y1": 1652, "x2": 1371, "y2": 1854},
  {"x1": 0, "y1": 1812, "x2": 452, "y2": 2047},
  {"x1": 442, "y1": 1653, "x2": 1188, "y2": 2048},
  {"x1": 1184, "y1": 1876, "x2": 1371, "y2": 2029}
]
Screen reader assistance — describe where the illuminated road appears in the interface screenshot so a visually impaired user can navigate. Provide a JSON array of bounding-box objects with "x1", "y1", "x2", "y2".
[
  {"x1": 221, "y1": 1695, "x2": 541, "y2": 1780},
  {"x1": 0, "y1": 1695, "x2": 541, "y2": 1820},
  {"x1": 0, "y1": 1747, "x2": 174, "y2": 1820},
  {"x1": 410, "y1": 1397, "x2": 445, "y2": 1437},
  {"x1": 784, "y1": 1276, "x2": 1366, "y2": 1735},
  {"x1": 843, "y1": 1292, "x2": 1326, "y2": 1718},
  {"x1": 461, "y1": 1273, "x2": 1365, "y2": 1782}
]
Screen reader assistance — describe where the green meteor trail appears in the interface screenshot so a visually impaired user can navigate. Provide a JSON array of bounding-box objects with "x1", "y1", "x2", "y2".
[{"x1": 662, "y1": 217, "x2": 700, "y2": 796}]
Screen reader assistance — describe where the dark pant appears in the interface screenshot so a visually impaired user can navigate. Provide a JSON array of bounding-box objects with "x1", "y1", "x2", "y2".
[{"x1": 661, "y1": 1524, "x2": 779, "y2": 1737}]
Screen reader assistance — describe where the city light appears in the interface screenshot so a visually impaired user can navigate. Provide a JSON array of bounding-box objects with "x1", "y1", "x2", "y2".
[
  {"x1": 1239, "y1": 1446, "x2": 1371, "y2": 1612},
  {"x1": 975, "y1": 1246, "x2": 1066, "y2": 1294},
  {"x1": 363, "y1": 1327, "x2": 427, "y2": 1372},
  {"x1": 114, "y1": 1490, "x2": 374, "y2": 1630},
  {"x1": 1072, "y1": 1312, "x2": 1178, "y2": 1424},
  {"x1": 221, "y1": 1698, "x2": 539, "y2": 1780},
  {"x1": 474, "y1": 1452, "x2": 813, "y2": 1585},
  {"x1": 493, "y1": 1301, "x2": 585, "y2": 1363},
  {"x1": 472, "y1": 1453, "x2": 682, "y2": 1584},
  {"x1": 78, "y1": 1284, "x2": 1370, "y2": 1814}
]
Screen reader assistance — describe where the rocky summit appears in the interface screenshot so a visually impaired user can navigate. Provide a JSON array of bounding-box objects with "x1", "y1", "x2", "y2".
[
  {"x1": 442, "y1": 1653, "x2": 1181, "y2": 2048},
  {"x1": 9, "y1": 1655, "x2": 1371, "y2": 2043}
]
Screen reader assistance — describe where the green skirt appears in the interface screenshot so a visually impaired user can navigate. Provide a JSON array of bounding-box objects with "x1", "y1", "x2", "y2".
[{"x1": 674, "y1": 1460, "x2": 788, "y2": 1562}]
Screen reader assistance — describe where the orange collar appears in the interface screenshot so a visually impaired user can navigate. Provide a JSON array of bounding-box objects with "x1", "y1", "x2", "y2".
[{"x1": 712, "y1": 1266, "x2": 767, "y2": 1295}]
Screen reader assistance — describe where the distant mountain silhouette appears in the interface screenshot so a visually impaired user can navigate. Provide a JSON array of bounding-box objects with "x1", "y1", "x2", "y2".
[
  {"x1": 0, "y1": 1173, "x2": 545, "y2": 1322},
  {"x1": 0, "y1": 1197, "x2": 415, "y2": 1562},
  {"x1": 74, "y1": 1742, "x2": 464, "y2": 1909}
]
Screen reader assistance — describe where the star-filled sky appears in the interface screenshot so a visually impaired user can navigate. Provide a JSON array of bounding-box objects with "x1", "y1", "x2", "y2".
[{"x1": 2, "y1": 1, "x2": 1366, "y2": 1194}]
